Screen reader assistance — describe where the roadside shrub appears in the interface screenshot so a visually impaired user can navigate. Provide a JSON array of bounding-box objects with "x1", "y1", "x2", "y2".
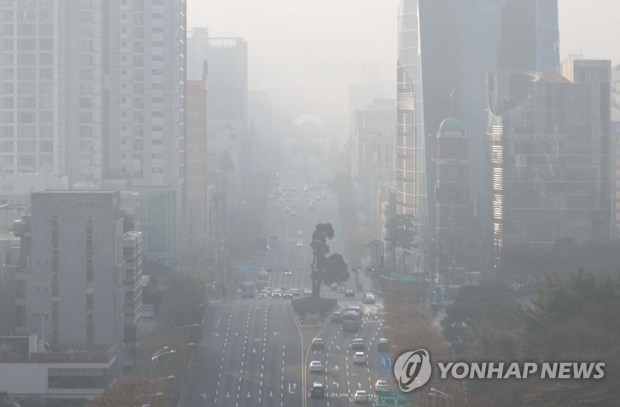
[{"x1": 291, "y1": 297, "x2": 336, "y2": 319}]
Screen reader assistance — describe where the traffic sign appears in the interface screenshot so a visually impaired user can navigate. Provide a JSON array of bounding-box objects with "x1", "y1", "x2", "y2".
[
  {"x1": 379, "y1": 356, "x2": 392, "y2": 373},
  {"x1": 378, "y1": 390, "x2": 410, "y2": 407}
]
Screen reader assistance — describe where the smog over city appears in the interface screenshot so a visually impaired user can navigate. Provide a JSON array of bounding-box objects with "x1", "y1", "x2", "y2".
[{"x1": 0, "y1": 1, "x2": 619, "y2": 407}]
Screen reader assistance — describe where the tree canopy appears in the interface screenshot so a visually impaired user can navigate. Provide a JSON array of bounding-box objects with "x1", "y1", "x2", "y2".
[{"x1": 309, "y1": 223, "x2": 349, "y2": 297}]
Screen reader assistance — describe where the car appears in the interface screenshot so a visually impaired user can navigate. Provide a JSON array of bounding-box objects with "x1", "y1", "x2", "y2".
[
  {"x1": 277, "y1": 197, "x2": 284, "y2": 202},
  {"x1": 296, "y1": 241, "x2": 303, "y2": 247},
  {"x1": 297, "y1": 230, "x2": 304, "y2": 237},
  {"x1": 282, "y1": 291, "x2": 293, "y2": 299},
  {"x1": 290, "y1": 210, "x2": 297, "y2": 216},
  {"x1": 310, "y1": 382, "x2": 325, "y2": 398},
  {"x1": 271, "y1": 291, "x2": 282, "y2": 298},
  {"x1": 351, "y1": 338, "x2": 365, "y2": 350},
  {"x1": 291, "y1": 288, "x2": 300, "y2": 297},
  {"x1": 266, "y1": 244, "x2": 271, "y2": 251},
  {"x1": 284, "y1": 206, "x2": 290, "y2": 212},
  {"x1": 375, "y1": 380, "x2": 389, "y2": 391},
  {"x1": 311, "y1": 338, "x2": 324, "y2": 350},
  {"x1": 377, "y1": 338, "x2": 388, "y2": 351},
  {"x1": 284, "y1": 270, "x2": 292, "y2": 276},
  {"x1": 258, "y1": 292, "x2": 268, "y2": 299},
  {"x1": 338, "y1": 286, "x2": 347, "y2": 294},
  {"x1": 265, "y1": 268, "x2": 273, "y2": 272},
  {"x1": 353, "y1": 351, "x2": 367, "y2": 365},
  {"x1": 309, "y1": 361, "x2": 323, "y2": 373},
  {"x1": 362, "y1": 294, "x2": 376, "y2": 305},
  {"x1": 331, "y1": 311, "x2": 342, "y2": 322},
  {"x1": 345, "y1": 289, "x2": 355, "y2": 297},
  {"x1": 354, "y1": 390, "x2": 369, "y2": 404},
  {"x1": 331, "y1": 283, "x2": 338, "y2": 291},
  {"x1": 303, "y1": 288, "x2": 312, "y2": 296}
]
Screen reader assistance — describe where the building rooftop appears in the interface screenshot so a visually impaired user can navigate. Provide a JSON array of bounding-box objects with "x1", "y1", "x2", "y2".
[{"x1": 438, "y1": 117, "x2": 467, "y2": 133}]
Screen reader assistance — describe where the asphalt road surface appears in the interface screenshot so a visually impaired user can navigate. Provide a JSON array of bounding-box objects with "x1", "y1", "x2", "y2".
[{"x1": 187, "y1": 158, "x2": 392, "y2": 407}]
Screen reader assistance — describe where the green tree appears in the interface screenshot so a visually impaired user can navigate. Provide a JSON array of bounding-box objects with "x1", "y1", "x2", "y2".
[
  {"x1": 441, "y1": 281, "x2": 519, "y2": 357},
  {"x1": 517, "y1": 270, "x2": 620, "y2": 403},
  {"x1": 310, "y1": 223, "x2": 350, "y2": 297},
  {"x1": 523, "y1": 383, "x2": 613, "y2": 407},
  {"x1": 499, "y1": 244, "x2": 552, "y2": 288},
  {"x1": 384, "y1": 214, "x2": 416, "y2": 273}
]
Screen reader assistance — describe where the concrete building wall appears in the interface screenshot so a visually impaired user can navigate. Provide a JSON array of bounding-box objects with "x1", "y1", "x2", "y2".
[{"x1": 18, "y1": 191, "x2": 124, "y2": 348}]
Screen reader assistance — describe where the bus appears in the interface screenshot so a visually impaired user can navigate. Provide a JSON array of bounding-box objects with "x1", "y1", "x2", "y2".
[
  {"x1": 241, "y1": 282, "x2": 255, "y2": 298},
  {"x1": 342, "y1": 310, "x2": 362, "y2": 331}
]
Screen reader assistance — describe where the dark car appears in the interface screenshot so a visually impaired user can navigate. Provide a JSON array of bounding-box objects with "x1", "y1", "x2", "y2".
[
  {"x1": 345, "y1": 289, "x2": 355, "y2": 298},
  {"x1": 331, "y1": 311, "x2": 342, "y2": 323},
  {"x1": 377, "y1": 338, "x2": 388, "y2": 352},
  {"x1": 310, "y1": 382, "x2": 325, "y2": 398}
]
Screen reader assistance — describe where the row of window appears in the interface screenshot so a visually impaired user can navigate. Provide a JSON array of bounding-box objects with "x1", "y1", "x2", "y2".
[
  {"x1": 0, "y1": 140, "x2": 52, "y2": 151},
  {"x1": 0, "y1": 23, "x2": 53, "y2": 36},
  {"x1": 1, "y1": 67, "x2": 52, "y2": 79},
  {"x1": 1, "y1": 125, "x2": 53, "y2": 137},
  {"x1": 0, "y1": 52, "x2": 53, "y2": 65},
  {"x1": 48, "y1": 369, "x2": 106, "y2": 390},
  {"x1": 0, "y1": 154, "x2": 53, "y2": 167}
]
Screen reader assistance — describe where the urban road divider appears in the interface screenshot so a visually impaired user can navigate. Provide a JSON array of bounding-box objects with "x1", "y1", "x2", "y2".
[{"x1": 289, "y1": 302, "x2": 336, "y2": 407}]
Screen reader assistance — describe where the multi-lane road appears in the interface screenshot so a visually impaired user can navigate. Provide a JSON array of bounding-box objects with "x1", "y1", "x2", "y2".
[{"x1": 187, "y1": 164, "x2": 393, "y2": 407}]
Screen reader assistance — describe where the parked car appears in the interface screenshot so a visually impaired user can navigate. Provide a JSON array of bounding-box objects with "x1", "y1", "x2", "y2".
[
  {"x1": 282, "y1": 291, "x2": 293, "y2": 299},
  {"x1": 271, "y1": 291, "x2": 282, "y2": 298},
  {"x1": 338, "y1": 286, "x2": 347, "y2": 294}
]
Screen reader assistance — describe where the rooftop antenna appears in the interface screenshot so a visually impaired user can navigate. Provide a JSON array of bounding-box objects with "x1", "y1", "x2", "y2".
[{"x1": 450, "y1": 87, "x2": 455, "y2": 116}]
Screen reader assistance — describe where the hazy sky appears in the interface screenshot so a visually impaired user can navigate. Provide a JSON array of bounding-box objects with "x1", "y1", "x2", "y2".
[{"x1": 188, "y1": 0, "x2": 620, "y2": 88}]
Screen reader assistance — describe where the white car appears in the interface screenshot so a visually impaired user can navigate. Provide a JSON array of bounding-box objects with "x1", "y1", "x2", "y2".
[
  {"x1": 309, "y1": 361, "x2": 323, "y2": 373},
  {"x1": 296, "y1": 241, "x2": 303, "y2": 247},
  {"x1": 291, "y1": 288, "x2": 300, "y2": 297},
  {"x1": 271, "y1": 291, "x2": 282, "y2": 298},
  {"x1": 297, "y1": 230, "x2": 304, "y2": 237},
  {"x1": 354, "y1": 390, "x2": 369, "y2": 404},
  {"x1": 303, "y1": 288, "x2": 312, "y2": 296},
  {"x1": 375, "y1": 380, "x2": 389, "y2": 391},
  {"x1": 353, "y1": 351, "x2": 367, "y2": 365},
  {"x1": 258, "y1": 292, "x2": 268, "y2": 299}
]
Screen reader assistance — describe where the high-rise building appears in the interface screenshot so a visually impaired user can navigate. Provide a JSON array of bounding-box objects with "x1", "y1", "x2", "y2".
[
  {"x1": 488, "y1": 65, "x2": 612, "y2": 254},
  {"x1": 0, "y1": 1, "x2": 187, "y2": 265},
  {"x1": 435, "y1": 118, "x2": 471, "y2": 277},
  {"x1": 0, "y1": 1, "x2": 186, "y2": 189},
  {"x1": 396, "y1": 0, "x2": 559, "y2": 254},
  {"x1": 188, "y1": 28, "x2": 248, "y2": 205},
  {"x1": 185, "y1": 63, "x2": 208, "y2": 248},
  {"x1": 13, "y1": 191, "x2": 125, "y2": 348}
]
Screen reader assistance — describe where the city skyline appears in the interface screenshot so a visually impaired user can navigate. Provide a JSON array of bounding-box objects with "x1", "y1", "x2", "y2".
[{"x1": 189, "y1": 0, "x2": 620, "y2": 87}]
